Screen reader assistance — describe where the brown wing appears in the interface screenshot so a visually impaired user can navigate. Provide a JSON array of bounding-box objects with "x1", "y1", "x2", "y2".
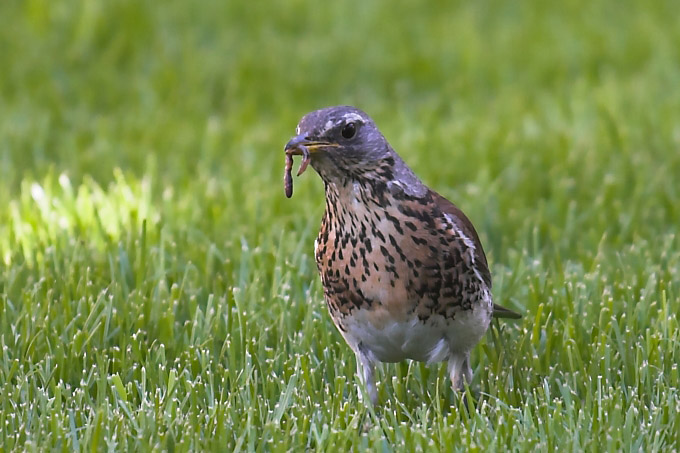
[
  {"x1": 431, "y1": 190, "x2": 521, "y2": 320},
  {"x1": 430, "y1": 190, "x2": 492, "y2": 287}
]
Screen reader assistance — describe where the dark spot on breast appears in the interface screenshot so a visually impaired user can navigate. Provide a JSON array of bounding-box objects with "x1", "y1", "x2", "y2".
[{"x1": 384, "y1": 211, "x2": 403, "y2": 234}]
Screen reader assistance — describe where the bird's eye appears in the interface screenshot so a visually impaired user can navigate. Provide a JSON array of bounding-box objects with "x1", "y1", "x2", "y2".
[{"x1": 341, "y1": 122, "x2": 356, "y2": 139}]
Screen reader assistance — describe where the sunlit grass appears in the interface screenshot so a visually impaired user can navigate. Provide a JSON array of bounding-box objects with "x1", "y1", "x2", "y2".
[{"x1": 1, "y1": 0, "x2": 679, "y2": 450}]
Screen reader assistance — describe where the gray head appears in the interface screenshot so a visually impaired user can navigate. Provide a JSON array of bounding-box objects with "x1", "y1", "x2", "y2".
[{"x1": 284, "y1": 106, "x2": 397, "y2": 182}]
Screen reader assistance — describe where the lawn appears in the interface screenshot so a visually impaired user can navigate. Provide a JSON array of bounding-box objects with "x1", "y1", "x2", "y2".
[{"x1": 1, "y1": 0, "x2": 679, "y2": 450}]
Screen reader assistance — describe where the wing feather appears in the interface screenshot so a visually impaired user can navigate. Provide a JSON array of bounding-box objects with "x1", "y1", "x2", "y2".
[{"x1": 431, "y1": 190, "x2": 521, "y2": 320}]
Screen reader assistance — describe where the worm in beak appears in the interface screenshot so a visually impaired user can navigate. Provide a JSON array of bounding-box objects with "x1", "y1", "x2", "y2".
[{"x1": 283, "y1": 145, "x2": 310, "y2": 198}]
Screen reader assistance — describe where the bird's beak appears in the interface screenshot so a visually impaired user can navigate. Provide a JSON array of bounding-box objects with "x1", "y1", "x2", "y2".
[
  {"x1": 284, "y1": 135, "x2": 338, "y2": 177},
  {"x1": 284, "y1": 135, "x2": 335, "y2": 156}
]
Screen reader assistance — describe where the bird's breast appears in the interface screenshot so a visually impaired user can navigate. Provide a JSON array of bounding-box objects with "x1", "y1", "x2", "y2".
[
  {"x1": 315, "y1": 186, "x2": 493, "y2": 359},
  {"x1": 316, "y1": 191, "x2": 430, "y2": 323}
]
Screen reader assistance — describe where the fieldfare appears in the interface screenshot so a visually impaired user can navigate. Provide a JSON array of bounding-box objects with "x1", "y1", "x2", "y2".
[{"x1": 284, "y1": 106, "x2": 520, "y2": 405}]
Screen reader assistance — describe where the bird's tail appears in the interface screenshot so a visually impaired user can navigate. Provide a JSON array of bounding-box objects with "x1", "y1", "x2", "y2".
[{"x1": 492, "y1": 303, "x2": 522, "y2": 319}]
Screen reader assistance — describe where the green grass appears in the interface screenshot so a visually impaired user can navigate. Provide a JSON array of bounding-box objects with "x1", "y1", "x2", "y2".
[{"x1": 1, "y1": 0, "x2": 679, "y2": 450}]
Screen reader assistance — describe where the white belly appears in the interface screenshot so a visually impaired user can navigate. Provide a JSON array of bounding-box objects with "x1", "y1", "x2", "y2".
[{"x1": 340, "y1": 301, "x2": 492, "y2": 364}]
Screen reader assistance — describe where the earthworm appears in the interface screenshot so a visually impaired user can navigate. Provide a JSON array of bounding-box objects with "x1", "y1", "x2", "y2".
[
  {"x1": 296, "y1": 146, "x2": 311, "y2": 176},
  {"x1": 284, "y1": 146, "x2": 311, "y2": 198},
  {"x1": 284, "y1": 153, "x2": 294, "y2": 198}
]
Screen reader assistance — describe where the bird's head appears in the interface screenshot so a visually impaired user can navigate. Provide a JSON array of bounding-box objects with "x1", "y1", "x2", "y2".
[{"x1": 284, "y1": 106, "x2": 395, "y2": 184}]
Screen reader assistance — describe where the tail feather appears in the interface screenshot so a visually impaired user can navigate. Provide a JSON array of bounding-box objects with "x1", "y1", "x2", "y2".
[{"x1": 492, "y1": 303, "x2": 522, "y2": 319}]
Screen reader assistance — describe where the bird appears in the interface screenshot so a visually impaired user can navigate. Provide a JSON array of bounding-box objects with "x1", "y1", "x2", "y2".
[{"x1": 284, "y1": 105, "x2": 520, "y2": 405}]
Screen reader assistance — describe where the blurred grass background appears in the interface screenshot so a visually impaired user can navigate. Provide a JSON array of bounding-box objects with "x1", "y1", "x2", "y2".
[{"x1": 1, "y1": 0, "x2": 679, "y2": 450}]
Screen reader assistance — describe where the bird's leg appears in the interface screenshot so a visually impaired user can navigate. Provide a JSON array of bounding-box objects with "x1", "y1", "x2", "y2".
[
  {"x1": 356, "y1": 344, "x2": 378, "y2": 406},
  {"x1": 447, "y1": 351, "x2": 471, "y2": 392},
  {"x1": 448, "y1": 351, "x2": 473, "y2": 411}
]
